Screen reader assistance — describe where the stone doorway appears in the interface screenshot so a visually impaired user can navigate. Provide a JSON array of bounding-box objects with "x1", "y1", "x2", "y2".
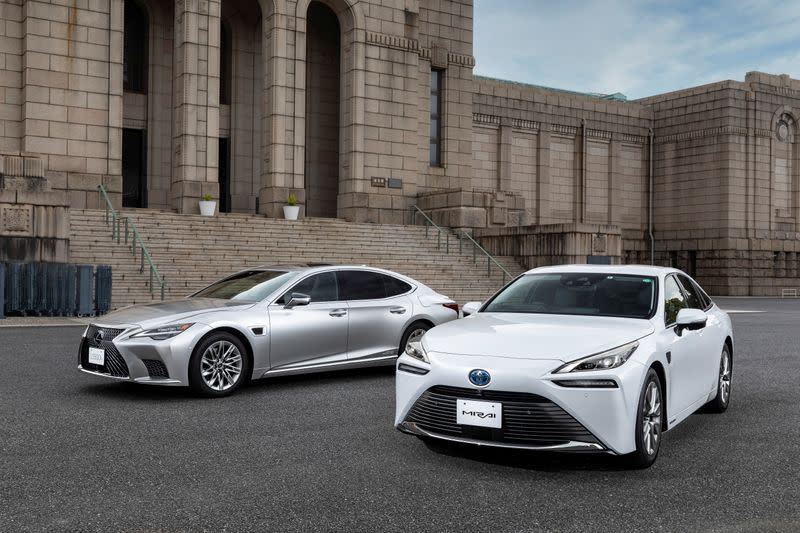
[
  {"x1": 122, "y1": 128, "x2": 147, "y2": 208},
  {"x1": 304, "y1": 1, "x2": 341, "y2": 218}
]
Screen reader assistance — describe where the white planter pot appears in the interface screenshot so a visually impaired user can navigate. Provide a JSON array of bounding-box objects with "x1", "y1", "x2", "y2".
[
  {"x1": 283, "y1": 205, "x2": 300, "y2": 220},
  {"x1": 199, "y1": 200, "x2": 216, "y2": 216}
]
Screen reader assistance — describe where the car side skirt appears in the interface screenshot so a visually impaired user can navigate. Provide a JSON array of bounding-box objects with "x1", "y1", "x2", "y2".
[{"x1": 260, "y1": 353, "x2": 397, "y2": 378}]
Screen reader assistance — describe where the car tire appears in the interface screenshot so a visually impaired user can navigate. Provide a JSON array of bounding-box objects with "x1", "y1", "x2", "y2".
[
  {"x1": 188, "y1": 331, "x2": 250, "y2": 398},
  {"x1": 706, "y1": 344, "x2": 732, "y2": 413},
  {"x1": 625, "y1": 368, "x2": 663, "y2": 469},
  {"x1": 399, "y1": 321, "x2": 431, "y2": 356}
]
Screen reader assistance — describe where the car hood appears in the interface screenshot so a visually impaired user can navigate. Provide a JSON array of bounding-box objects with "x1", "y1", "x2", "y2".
[
  {"x1": 98, "y1": 298, "x2": 256, "y2": 328},
  {"x1": 423, "y1": 313, "x2": 654, "y2": 362}
]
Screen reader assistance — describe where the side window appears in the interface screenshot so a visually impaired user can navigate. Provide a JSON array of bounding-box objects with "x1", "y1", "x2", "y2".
[
  {"x1": 384, "y1": 275, "x2": 412, "y2": 297},
  {"x1": 692, "y1": 280, "x2": 712, "y2": 309},
  {"x1": 338, "y1": 271, "x2": 387, "y2": 301},
  {"x1": 663, "y1": 275, "x2": 687, "y2": 326},
  {"x1": 677, "y1": 275, "x2": 704, "y2": 309},
  {"x1": 279, "y1": 272, "x2": 338, "y2": 303}
]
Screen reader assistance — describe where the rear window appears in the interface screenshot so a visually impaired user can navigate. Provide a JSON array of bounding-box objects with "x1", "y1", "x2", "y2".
[{"x1": 482, "y1": 272, "x2": 657, "y2": 319}]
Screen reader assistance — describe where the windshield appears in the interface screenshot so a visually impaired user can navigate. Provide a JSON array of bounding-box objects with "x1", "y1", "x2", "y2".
[
  {"x1": 192, "y1": 270, "x2": 297, "y2": 301},
  {"x1": 483, "y1": 272, "x2": 657, "y2": 319}
]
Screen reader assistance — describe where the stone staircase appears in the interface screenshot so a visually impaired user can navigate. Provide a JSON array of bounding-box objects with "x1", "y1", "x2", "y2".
[{"x1": 69, "y1": 209, "x2": 526, "y2": 309}]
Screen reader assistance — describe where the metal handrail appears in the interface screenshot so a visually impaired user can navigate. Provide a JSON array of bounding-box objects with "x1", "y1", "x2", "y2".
[
  {"x1": 97, "y1": 185, "x2": 166, "y2": 300},
  {"x1": 410, "y1": 205, "x2": 512, "y2": 283}
]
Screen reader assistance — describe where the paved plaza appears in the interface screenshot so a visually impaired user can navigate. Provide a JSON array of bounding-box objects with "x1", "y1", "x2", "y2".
[{"x1": 1, "y1": 298, "x2": 799, "y2": 532}]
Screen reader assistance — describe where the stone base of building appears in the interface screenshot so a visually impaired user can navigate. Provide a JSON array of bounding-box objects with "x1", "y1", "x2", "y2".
[
  {"x1": 0, "y1": 154, "x2": 70, "y2": 263},
  {"x1": 416, "y1": 189, "x2": 526, "y2": 229},
  {"x1": 474, "y1": 223, "x2": 622, "y2": 270}
]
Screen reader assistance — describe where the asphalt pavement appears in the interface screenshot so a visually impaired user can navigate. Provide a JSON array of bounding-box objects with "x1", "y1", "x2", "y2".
[{"x1": 1, "y1": 297, "x2": 798, "y2": 532}]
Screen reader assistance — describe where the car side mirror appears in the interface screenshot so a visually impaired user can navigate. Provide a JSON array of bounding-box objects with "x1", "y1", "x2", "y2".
[
  {"x1": 284, "y1": 292, "x2": 311, "y2": 309},
  {"x1": 674, "y1": 308, "x2": 707, "y2": 336},
  {"x1": 462, "y1": 301, "x2": 482, "y2": 317}
]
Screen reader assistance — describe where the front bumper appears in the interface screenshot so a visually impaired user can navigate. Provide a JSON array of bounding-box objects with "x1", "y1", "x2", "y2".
[
  {"x1": 395, "y1": 352, "x2": 646, "y2": 455},
  {"x1": 77, "y1": 323, "x2": 211, "y2": 386}
]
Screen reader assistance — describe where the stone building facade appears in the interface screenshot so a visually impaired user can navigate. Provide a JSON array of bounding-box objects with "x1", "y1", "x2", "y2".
[{"x1": 1, "y1": 0, "x2": 799, "y2": 295}]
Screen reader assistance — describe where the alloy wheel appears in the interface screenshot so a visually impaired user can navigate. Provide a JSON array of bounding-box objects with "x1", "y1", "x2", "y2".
[
  {"x1": 719, "y1": 350, "x2": 732, "y2": 405},
  {"x1": 200, "y1": 340, "x2": 243, "y2": 392},
  {"x1": 641, "y1": 380, "x2": 662, "y2": 456}
]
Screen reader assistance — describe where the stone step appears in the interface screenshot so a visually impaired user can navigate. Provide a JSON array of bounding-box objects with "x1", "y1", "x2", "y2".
[{"x1": 69, "y1": 209, "x2": 525, "y2": 308}]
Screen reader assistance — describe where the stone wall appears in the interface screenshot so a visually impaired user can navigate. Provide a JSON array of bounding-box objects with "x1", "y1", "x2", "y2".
[
  {"x1": 0, "y1": 154, "x2": 69, "y2": 262},
  {"x1": 475, "y1": 223, "x2": 622, "y2": 271}
]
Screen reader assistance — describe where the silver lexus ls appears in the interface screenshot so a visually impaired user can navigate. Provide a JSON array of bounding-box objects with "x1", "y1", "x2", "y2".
[{"x1": 78, "y1": 265, "x2": 459, "y2": 396}]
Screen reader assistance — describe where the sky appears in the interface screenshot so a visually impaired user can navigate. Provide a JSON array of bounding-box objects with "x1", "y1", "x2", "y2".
[{"x1": 473, "y1": 0, "x2": 800, "y2": 100}]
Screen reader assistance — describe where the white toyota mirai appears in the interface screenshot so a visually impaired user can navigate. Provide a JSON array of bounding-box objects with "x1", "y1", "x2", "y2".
[{"x1": 395, "y1": 265, "x2": 733, "y2": 467}]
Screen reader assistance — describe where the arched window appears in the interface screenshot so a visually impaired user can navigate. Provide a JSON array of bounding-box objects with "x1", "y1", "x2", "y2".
[
  {"x1": 124, "y1": 1, "x2": 148, "y2": 93},
  {"x1": 220, "y1": 22, "x2": 232, "y2": 105}
]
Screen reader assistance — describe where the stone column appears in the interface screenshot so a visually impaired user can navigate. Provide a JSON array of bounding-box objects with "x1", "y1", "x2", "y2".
[
  {"x1": 171, "y1": 0, "x2": 221, "y2": 214},
  {"x1": 258, "y1": 14, "x2": 297, "y2": 217}
]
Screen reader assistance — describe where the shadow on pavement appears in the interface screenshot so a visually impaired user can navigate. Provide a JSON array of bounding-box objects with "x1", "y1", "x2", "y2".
[{"x1": 78, "y1": 364, "x2": 395, "y2": 401}]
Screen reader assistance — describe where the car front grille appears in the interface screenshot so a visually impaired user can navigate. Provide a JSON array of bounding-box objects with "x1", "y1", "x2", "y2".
[
  {"x1": 79, "y1": 326, "x2": 129, "y2": 378},
  {"x1": 405, "y1": 385, "x2": 601, "y2": 447},
  {"x1": 142, "y1": 359, "x2": 169, "y2": 379}
]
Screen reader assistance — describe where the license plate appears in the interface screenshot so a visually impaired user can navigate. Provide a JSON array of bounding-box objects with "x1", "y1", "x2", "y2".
[
  {"x1": 456, "y1": 399, "x2": 502, "y2": 428},
  {"x1": 88, "y1": 346, "x2": 105, "y2": 365}
]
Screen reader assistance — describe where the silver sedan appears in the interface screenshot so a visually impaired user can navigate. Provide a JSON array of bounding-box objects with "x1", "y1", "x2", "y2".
[{"x1": 78, "y1": 265, "x2": 459, "y2": 396}]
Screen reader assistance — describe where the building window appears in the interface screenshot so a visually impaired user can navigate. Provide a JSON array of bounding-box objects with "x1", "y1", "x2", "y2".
[
  {"x1": 220, "y1": 22, "x2": 232, "y2": 105},
  {"x1": 430, "y1": 69, "x2": 443, "y2": 166},
  {"x1": 123, "y1": 1, "x2": 148, "y2": 93}
]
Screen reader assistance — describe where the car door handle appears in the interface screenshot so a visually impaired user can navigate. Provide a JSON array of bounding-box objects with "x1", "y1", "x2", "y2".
[
  {"x1": 389, "y1": 307, "x2": 407, "y2": 314},
  {"x1": 329, "y1": 309, "x2": 347, "y2": 317}
]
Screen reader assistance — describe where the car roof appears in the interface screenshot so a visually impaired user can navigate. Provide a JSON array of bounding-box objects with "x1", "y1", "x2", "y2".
[
  {"x1": 240, "y1": 264, "x2": 422, "y2": 283},
  {"x1": 525, "y1": 264, "x2": 683, "y2": 277}
]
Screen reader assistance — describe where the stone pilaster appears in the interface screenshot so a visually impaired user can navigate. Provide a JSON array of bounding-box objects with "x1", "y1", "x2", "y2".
[
  {"x1": 536, "y1": 126, "x2": 551, "y2": 224},
  {"x1": 171, "y1": 0, "x2": 221, "y2": 214}
]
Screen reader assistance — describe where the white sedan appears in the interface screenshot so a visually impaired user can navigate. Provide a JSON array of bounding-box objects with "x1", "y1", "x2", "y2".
[{"x1": 394, "y1": 265, "x2": 733, "y2": 468}]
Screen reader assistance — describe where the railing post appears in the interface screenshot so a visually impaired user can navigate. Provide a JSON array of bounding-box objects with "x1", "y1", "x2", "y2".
[
  {"x1": 459, "y1": 233, "x2": 463, "y2": 254},
  {"x1": 161, "y1": 281, "x2": 165, "y2": 301},
  {"x1": 487, "y1": 256, "x2": 491, "y2": 277},
  {"x1": 140, "y1": 247, "x2": 145, "y2": 273},
  {"x1": 437, "y1": 230, "x2": 440, "y2": 249},
  {"x1": 473, "y1": 243, "x2": 476, "y2": 263},
  {"x1": 149, "y1": 266, "x2": 154, "y2": 295},
  {"x1": 124, "y1": 218, "x2": 129, "y2": 243},
  {"x1": 446, "y1": 232, "x2": 449, "y2": 254}
]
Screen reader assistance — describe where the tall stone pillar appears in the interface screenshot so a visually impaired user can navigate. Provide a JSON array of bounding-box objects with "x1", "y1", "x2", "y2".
[
  {"x1": 171, "y1": 0, "x2": 221, "y2": 213},
  {"x1": 258, "y1": 15, "x2": 296, "y2": 217}
]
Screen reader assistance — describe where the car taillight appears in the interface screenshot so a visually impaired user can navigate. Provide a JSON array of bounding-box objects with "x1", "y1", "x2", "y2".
[{"x1": 442, "y1": 302, "x2": 459, "y2": 315}]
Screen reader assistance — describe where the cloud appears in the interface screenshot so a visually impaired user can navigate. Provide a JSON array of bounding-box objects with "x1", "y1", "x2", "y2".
[{"x1": 473, "y1": 0, "x2": 800, "y2": 99}]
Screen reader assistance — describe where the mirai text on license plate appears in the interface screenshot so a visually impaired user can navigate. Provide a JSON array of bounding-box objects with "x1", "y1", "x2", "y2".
[
  {"x1": 88, "y1": 347, "x2": 105, "y2": 365},
  {"x1": 456, "y1": 399, "x2": 502, "y2": 428}
]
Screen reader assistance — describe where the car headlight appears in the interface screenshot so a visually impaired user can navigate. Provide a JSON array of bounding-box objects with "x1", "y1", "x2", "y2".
[
  {"x1": 555, "y1": 341, "x2": 639, "y2": 373},
  {"x1": 132, "y1": 323, "x2": 195, "y2": 341},
  {"x1": 405, "y1": 340, "x2": 429, "y2": 363}
]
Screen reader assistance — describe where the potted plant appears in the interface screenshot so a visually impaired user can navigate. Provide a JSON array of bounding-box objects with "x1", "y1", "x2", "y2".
[
  {"x1": 283, "y1": 193, "x2": 300, "y2": 220},
  {"x1": 199, "y1": 193, "x2": 216, "y2": 216}
]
